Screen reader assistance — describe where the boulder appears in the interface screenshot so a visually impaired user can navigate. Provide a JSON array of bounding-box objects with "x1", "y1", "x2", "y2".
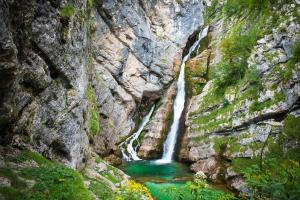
[{"x1": 104, "y1": 154, "x2": 123, "y2": 166}]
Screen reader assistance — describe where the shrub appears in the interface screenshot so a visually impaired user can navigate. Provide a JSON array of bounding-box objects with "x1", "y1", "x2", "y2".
[
  {"x1": 239, "y1": 113, "x2": 300, "y2": 199},
  {"x1": 85, "y1": 85, "x2": 101, "y2": 135},
  {"x1": 0, "y1": 150, "x2": 93, "y2": 200},
  {"x1": 243, "y1": 158, "x2": 300, "y2": 200},
  {"x1": 291, "y1": 40, "x2": 300, "y2": 64},
  {"x1": 20, "y1": 166, "x2": 93, "y2": 200},
  {"x1": 117, "y1": 180, "x2": 153, "y2": 200},
  {"x1": 223, "y1": 0, "x2": 274, "y2": 17},
  {"x1": 283, "y1": 114, "x2": 300, "y2": 140},
  {"x1": 162, "y1": 178, "x2": 235, "y2": 200},
  {"x1": 212, "y1": 22, "x2": 261, "y2": 93},
  {"x1": 60, "y1": 4, "x2": 76, "y2": 18},
  {"x1": 89, "y1": 180, "x2": 115, "y2": 200}
]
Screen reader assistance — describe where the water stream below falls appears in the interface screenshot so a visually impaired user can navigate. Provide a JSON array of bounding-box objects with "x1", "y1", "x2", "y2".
[
  {"x1": 158, "y1": 26, "x2": 209, "y2": 164},
  {"x1": 119, "y1": 105, "x2": 155, "y2": 161},
  {"x1": 119, "y1": 26, "x2": 210, "y2": 200}
]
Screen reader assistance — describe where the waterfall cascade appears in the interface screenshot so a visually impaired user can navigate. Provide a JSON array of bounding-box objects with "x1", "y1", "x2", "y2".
[
  {"x1": 157, "y1": 26, "x2": 209, "y2": 164},
  {"x1": 120, "y1": 26, "x2": 209, "y2": 163},
  {"x1": 119, "y1": 106, "x2": 155, "y2": 161}
]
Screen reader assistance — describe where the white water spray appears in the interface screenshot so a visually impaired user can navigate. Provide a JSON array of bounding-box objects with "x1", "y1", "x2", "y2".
[
  {"x1": 156, "y1": 26, "x2": 209, "y2": 164},
  {"x1": 119, "y1": 105, "x2": 155, "y2": 161}
]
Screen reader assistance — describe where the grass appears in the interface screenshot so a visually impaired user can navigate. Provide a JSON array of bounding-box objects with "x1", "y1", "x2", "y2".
[
  {"x1": 85, "y1": 84, "x2": 101, "y2": 135},
  {"x1": 60, "y1": 4, "x2": 76, "y2": 18},
  {"x1": 20, "y1": 166, "x2": 93, "y2": 200},
  {"x1": 89, "y1": 180, "x2": 115, "y2": 200},
  {"x1": 100, "y1": 171, "x2": 119, "y2": 184},
  {"x1": 10, "y1": 149, "x2": 52, "y2": 166},
  {"x1": 283, "y1": 114, "x2": 300, "y2": 140},
  {"x1": 0, "y1": 150, "x2": 94, "y2": 200},
  {"x1": 249, "y1": 99, "x2": 272, "y2": 112},
  {"x1": 210, "y1": 20, "x2": 262, "y2": 94},
  {"x1": 284, "y1": 40, "x2": 300, "y2": 82},
  {"x1": 146, "y1": 181, "x2": 235, "y2": 200},
  {"x1": 231, "y1": 157, "x2": 259, "y2": 173},
  {"x1": 0, "y1": 149, "x2": 149, "y2": 200},
  {"x1": 192, "y1": 103, "x2": 233, "y2": 132}
]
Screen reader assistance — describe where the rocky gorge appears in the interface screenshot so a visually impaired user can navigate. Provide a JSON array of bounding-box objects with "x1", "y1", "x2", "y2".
[{"x1": 0, "y1": 0, "x2": 300, "y2": 199}]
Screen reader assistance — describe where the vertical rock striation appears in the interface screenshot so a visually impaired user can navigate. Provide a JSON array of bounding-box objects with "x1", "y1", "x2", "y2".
[{"x1": 0, "y1": 0, "x2": 205, "y2": 168}]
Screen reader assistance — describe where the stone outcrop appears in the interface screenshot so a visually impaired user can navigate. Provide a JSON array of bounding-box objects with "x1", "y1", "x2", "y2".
[
  {"x1": 180, "y1": 1, "x2": 300, "y2": 191},
  {"x1": 0, "y1": 0, "x2": 205, "y2": 168},
  {"x1": 138, "y1": 83, "x2": 177, "y2": 158}
]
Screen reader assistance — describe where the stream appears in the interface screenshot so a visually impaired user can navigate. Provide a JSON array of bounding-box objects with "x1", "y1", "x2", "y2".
[{"x1": 119, "y1": 27, "x2": 210, "y2": 200}]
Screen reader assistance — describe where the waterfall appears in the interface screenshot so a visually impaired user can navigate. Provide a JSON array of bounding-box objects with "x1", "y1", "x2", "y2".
[
  {"x1": 119, "y1": 105, "x2": 155, "y2": 161},
  {"x1": 157, "y1": 26, "x2": 209, "y2": 164}
]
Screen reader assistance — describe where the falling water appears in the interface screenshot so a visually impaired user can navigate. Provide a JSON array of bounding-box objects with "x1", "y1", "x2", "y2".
[
  {"x1": 119, "y1": 105, "x2": 155, "y2": 161},
  {"x1": 157, "y1": 26, "x2": 209, "y2": 164}
]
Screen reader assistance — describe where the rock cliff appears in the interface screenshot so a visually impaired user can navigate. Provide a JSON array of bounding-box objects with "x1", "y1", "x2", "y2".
[
  {"x1": 0, "y1": 0, "x2": 205, "y2": 169},
  {"x1": 180, "y1": 0, "x2": 300, "y2": 192}
]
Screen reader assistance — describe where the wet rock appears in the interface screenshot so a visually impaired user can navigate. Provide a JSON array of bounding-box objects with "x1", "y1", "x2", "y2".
[
  {"x1": 228, "y1": 176, "x2": 250, "y2": 195},
  {"x1": 104, "y1": 154, "x2": 123, "y2": 166},
  {"x1": 189, "y1": 143, "x2": 216, "y2": 161},
  {"x1": 138, "y1": 83, "x2": 177, "y2": 158},
  {"x1": 225, "y1": 167, "x2": 240, "y2": 180},
  {"x1": 0, "y1": 177, "x2": 11, "y2": 187},
  {"x1": 186, "y1": 49, "x2": 210, "y2": 77},
  {"x1": 190, "y1": 157, "x2": 218, "y2": 177}
]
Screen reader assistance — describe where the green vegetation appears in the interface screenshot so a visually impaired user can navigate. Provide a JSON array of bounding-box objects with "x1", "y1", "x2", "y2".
[
  {"x1": 185, "y1": 65, "x2": 207, "y2": 96},
  {"x1": 100, "y1": 171, "x2": 120, "y2": 184},
  {"x1": 85, "y1": 84, "x2": 101, "y2": 135},
  {"x1": 87, "y1": 0, "x2": 96, "y2": 8},
  {"x1": 117, "y1": 180, "x2": 153, "y2": 200},
  {"x1": 0, "y1": 150, "x2": 93, "y2": 200},
  {"x1": 211, "y1": 21, "x2": 262, "y2": 94},
  {"x1": 249, "y1": 99, "x2": 272, "y2": 112},
  {"x1": 8, "y1": 149, "x2": 52, "y2": 165},
  {"x1": 147, "y1": 177, "x2": 235, "y2": 200},
  {"x1": 223, "y1": 0, "x2": 275, "y2": 17},
  {"x1": 60, "y1": 4, "x2": 76, "y2": 19},
  {"x1": 230, "y1": 113, "x2": 300, "y2": 199},
  {"x1": 89, "y1": 180, "x2": 115, "y2": 200},
  {"x1": 290, "y1": 40, "x2": 300, "y2": 64},
  {"x1": 20, "y1": 166, "x2": 93, "y2": 200},
  {"x1": 0, "y1": 149, "x2": 155, "y2": 200},
  {"x1": 284, "y1": 40, "x2": 300, "y2": 82},
  {"x1": 243, "y1": 158, "x2": 300, "y2": 199},
  {"x1": 192, "y1": 103, "x2": 233, "y2": 132},
  {"x1": 283, "y1": 114, "x2": 300, "y2": 140},
  {"x1": 189, "y1": 0, "x2": 300, "y2": 199}
]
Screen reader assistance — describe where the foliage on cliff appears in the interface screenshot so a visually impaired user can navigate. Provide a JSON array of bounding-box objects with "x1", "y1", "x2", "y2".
[
  {"x1": 186, "y1": 0, "x2": 300, "y2": 198},
  {"x1": 0, "y1": 148, "x2": 154, "y2": 200}
]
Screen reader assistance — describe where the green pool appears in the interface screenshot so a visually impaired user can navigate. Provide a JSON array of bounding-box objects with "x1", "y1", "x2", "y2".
[
  {"x1": 121, "y1": 160, "x2": 193, "y2": 199},
  {"x1": 121, "y1": 160, "x2": 233, "y2": 200},
  {"x1": 121, "y1": 160, "x2": 193, "y2": 182}
]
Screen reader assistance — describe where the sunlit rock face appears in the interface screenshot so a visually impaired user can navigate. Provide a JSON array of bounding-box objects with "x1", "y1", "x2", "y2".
[
  {"x1": 91, "y1": 0, "x2": 205, "y2": 157},
  {"x1": 180, "y1": 1, "x2": 300, "y2": 191},
  {"x1": 0, "y1": 0, "x2": 205, "y2": 168}
]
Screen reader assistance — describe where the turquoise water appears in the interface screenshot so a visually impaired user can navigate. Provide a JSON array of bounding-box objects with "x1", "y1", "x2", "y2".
[
  {"x1": 121, "y1": 160, "x2": 233, "y2": 200},
  {"x1": 121, "y1": 160, "x2": 194, "y2": 199},
  {"x1": 121, "y1": 160, "x2": 193, "y2": 183}
]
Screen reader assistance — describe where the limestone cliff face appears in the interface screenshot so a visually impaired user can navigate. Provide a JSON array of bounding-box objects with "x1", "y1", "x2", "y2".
[
  {"x1": 180, "y1": 1, "x2": 300, "y2": 192},
  {"x1": 0, "y1": 0, "x2": 204, "y2": 168}
]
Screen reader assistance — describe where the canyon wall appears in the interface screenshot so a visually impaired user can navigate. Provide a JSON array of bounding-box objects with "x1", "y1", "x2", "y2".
[
  {"x1": 180, "y1": 1, "x2": 300, "y2": 192},
  {"x1": 0, "y1": 0, "x2": 205, "y2": 169}
]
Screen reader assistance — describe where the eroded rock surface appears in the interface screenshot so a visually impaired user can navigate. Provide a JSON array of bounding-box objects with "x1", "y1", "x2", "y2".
[
  {"x1": 0, "y1": 0, "x2": 205, "y2": 168},
  {"x1": 181, "y1": 1, "x2": 300, "y2": 192}
]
